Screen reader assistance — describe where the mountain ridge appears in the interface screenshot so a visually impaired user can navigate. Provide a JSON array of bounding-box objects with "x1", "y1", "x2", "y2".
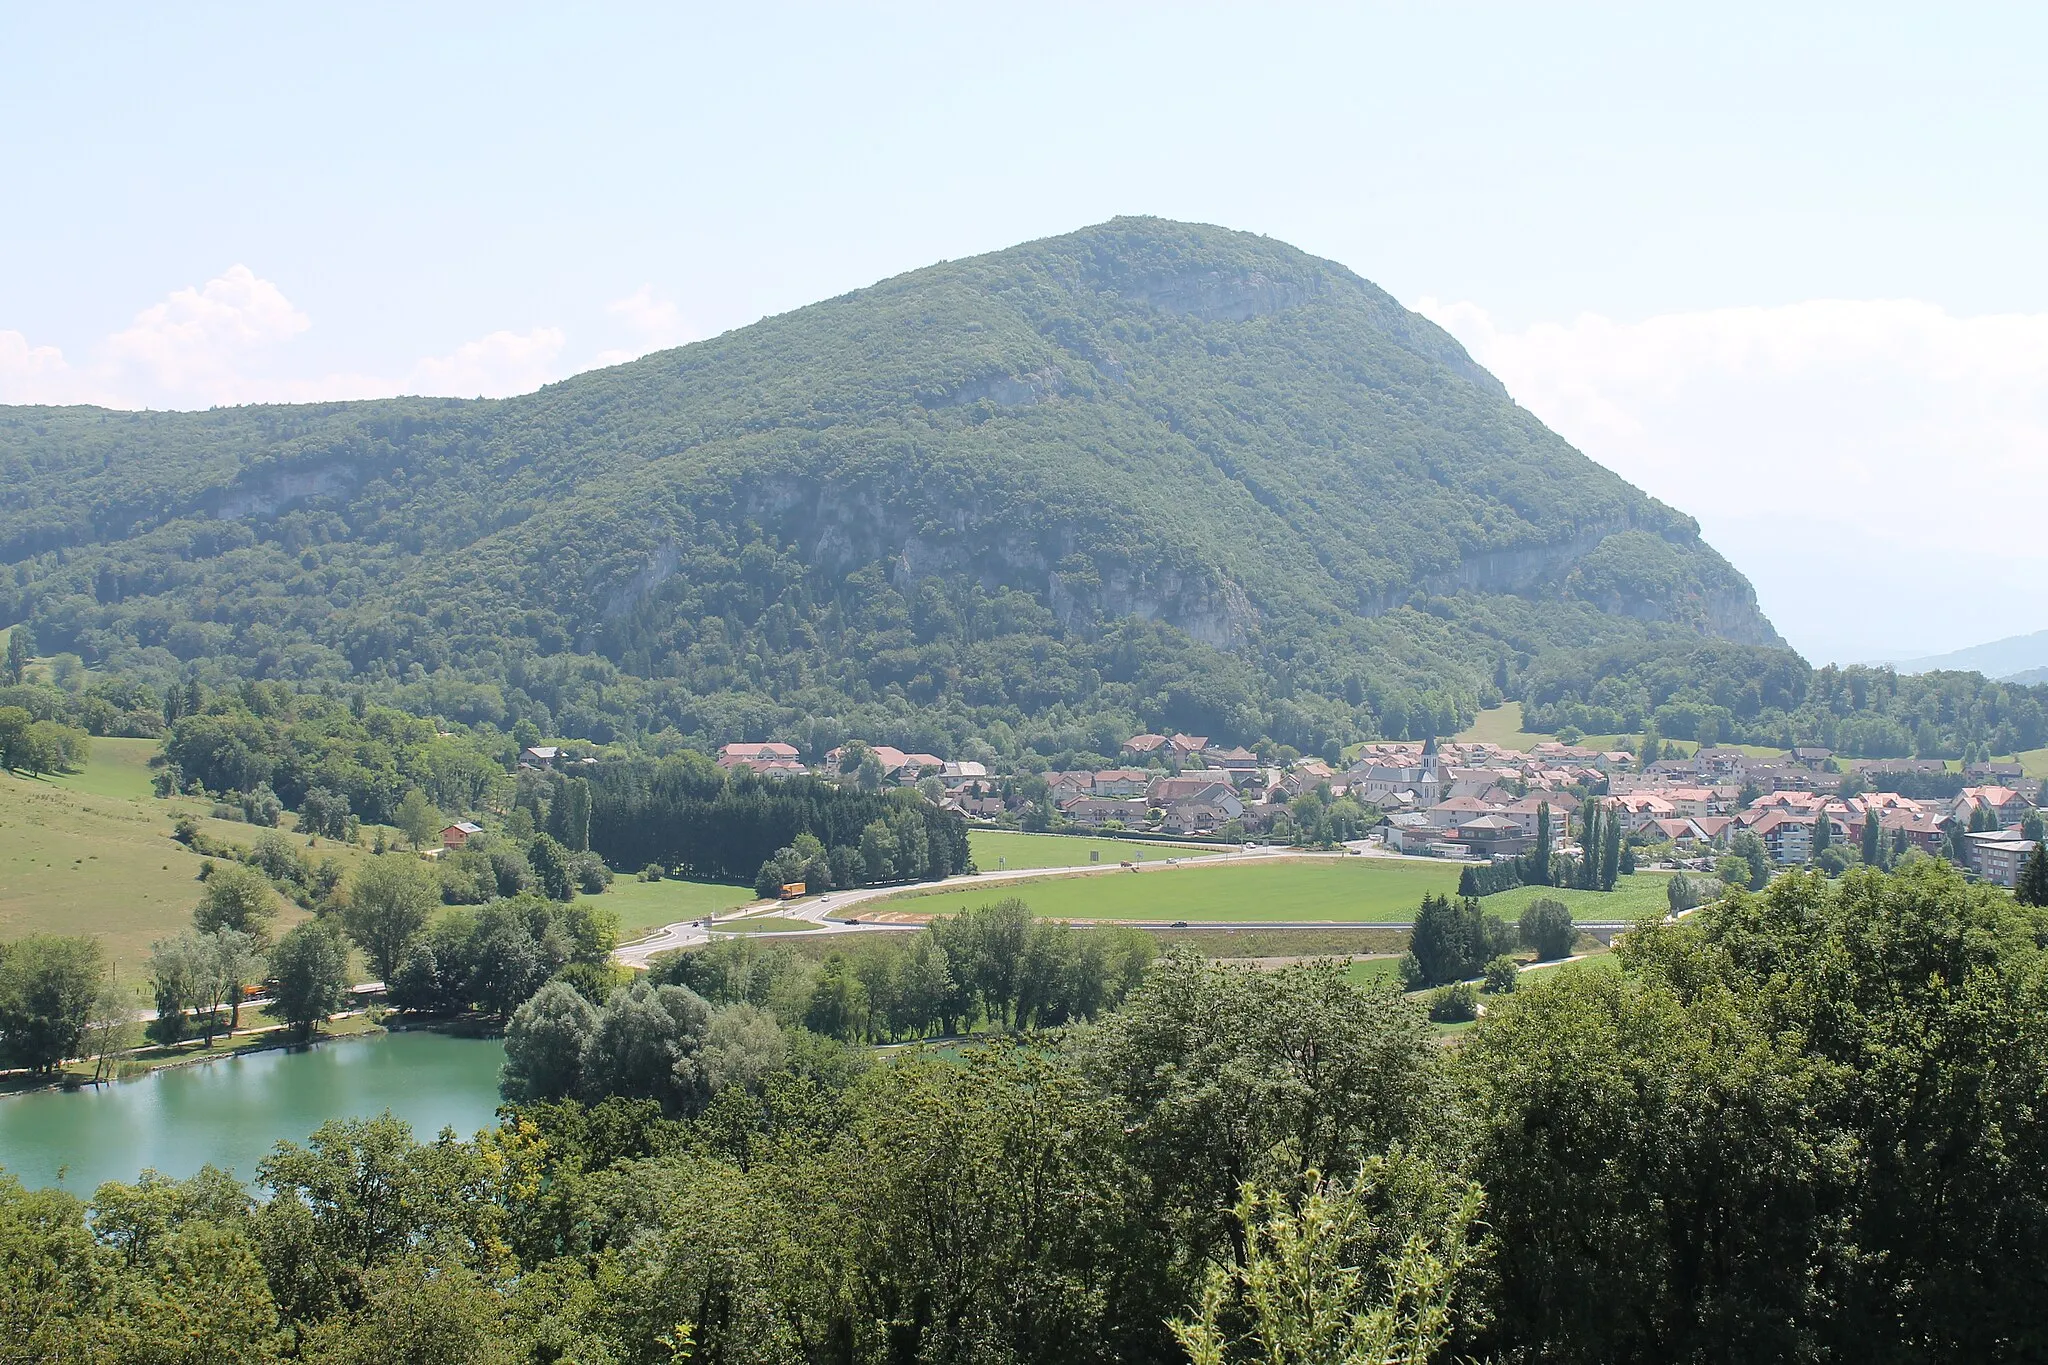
[{"x1": 0, "y1": 217, "x2": 1780, "y2": 754}]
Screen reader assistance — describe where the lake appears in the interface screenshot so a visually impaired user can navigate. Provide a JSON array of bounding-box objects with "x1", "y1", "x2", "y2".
[{"x1": 0, "y1": 1030, "x2": 507, "y2": 1192}]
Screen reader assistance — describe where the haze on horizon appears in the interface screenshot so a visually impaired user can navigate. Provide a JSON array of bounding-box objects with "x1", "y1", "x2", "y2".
[{"x1": 3, "y1": 3, "x2": 2042, "y2": 667}]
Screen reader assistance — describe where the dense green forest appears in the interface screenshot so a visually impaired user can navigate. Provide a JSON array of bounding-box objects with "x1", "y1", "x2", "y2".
[
  {"x1": 0, "y1": 218, "x2": 1776, "y2": 757},
  {"x1": 1523, "y1": 639, "x2": 2048, "y2": 756},
  {"x1": 7, "y1": 860, "x2": 2045, "y2": 1363}
]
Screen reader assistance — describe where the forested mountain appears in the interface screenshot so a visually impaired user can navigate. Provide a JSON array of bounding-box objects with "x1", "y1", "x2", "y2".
[{"x1": 0, "y1": 218, "x2": 1778, "y2": 757}]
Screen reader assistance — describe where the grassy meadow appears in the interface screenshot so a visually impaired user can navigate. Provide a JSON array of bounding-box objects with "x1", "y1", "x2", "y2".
[
  {"x1": 0, "y1": 738, "x2": 381, "y2": 978},
  {"x1": 967, "y1": 829, "x2": 1220, "y2": 872}
]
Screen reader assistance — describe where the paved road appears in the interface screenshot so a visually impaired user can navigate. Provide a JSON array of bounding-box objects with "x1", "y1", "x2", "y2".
[{"x1": 611, "y1": 843, "x2": 1642, "y2": 967}]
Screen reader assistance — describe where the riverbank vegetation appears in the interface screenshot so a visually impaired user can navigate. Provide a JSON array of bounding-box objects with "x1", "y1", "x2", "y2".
[{"x1": 5, "y1": 860, "x2": 2043, "y2": 1363}]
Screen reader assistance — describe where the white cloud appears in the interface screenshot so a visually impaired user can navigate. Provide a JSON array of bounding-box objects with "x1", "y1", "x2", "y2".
[
  {"x1": 103, "y1": 264, "x2": 310, "y2": 399},
  {"x1": 1418, "y1": 297, "x2": 2048, "y2": 664},
  {"x1": 0, "y1": 330, "x2": 97, "y2": 405},
  {"x1": 0, "y1": 267, "x2": 584, "y2": 407},
  {"x1": 405, "y1": 327, "x2": 568, "y2": 399},
  {"x1": 590, "y1": 285, "x2": 697, "y2": 367}
]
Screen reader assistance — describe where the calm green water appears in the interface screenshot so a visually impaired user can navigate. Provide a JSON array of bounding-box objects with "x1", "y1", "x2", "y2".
[{"x1": 0, "y1": 1030, "x2": 506, "y2": 1192}]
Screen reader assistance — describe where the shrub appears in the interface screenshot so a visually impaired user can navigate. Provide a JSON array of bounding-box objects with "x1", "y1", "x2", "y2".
[
  {"x1": 1428, "y1": 982, "x2": 1480, "y2": 1022},
  {"x1": 1397, "y1": 951, "x2": 1425, "y2": 991},
  {"x1": 1483, "y1": 955, "x2": 1520, "y2": 994},
  {"x1": 639, "y1": 863, "x2": 664, "y2": 882},
  {"x1": 1518, "y1": 898, "x2": 1578, "y2": 961}
]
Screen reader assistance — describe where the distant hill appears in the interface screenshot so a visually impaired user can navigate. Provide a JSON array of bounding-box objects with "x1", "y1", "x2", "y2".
[
  {"x1": 0, "y1": 217, "x2": 1779, "y2": 755},
  {"x1": 1889, "y1": 630, "x2": 2048, "y2": 682}
]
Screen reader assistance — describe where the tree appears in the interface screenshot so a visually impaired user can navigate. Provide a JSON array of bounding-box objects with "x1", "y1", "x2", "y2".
[
  {"x1": 1172, "y1": 1160, "x2": 1483, "y2": 1365},
  {"x1": 1811, "y1": 810, "x2": 1832, "y2": 860},
  {"x1": 1408, "y1": 894, "x2": 1512, "y2": 987},
  {"x1": 145, "y1": 932, "x2": 210, "y2": 1046},
  {"x1": 339, "y1": 856, "x2": 439, "y2": 983},
  {"x1": 393, "y1": 789, "x2": 440, "y2": 852},
  {"x1": 0, "y1": 706, "x2": 29, "y2": 771},
  {"x1": 576, "y1": 978, "x2": 714, "y2": 1113},
  {"x1": 859, "y1": 819, "x2": 897, "y2": 884},
  {"x1": 703, "y1": 1002, "x2": 786, "y2": 1093},
  {"x1": 1730, "y1": 829, "x2": 1771, "y2": 890},
  {"x1": 527, "y1": 833, "x2": 573, "y2": 901},
  {"x1": 1861, "y1": 808, "x2": 1883, "y2": 867},
  {"x1": 546, "y1": 776, "x2": 592, "y2": 852},
  {"x1": 2019, "y1": 841, "x2": 2048, "y2": 908},
  {"x1": 1600, "y1": 805, "x2": 1622, "y2": 891},
  {"x1": 1, "y1": 626, "x2": 29, "y2": 685},
  {"x1": 0, "y1": 935, "x2": 107, "y2": 1073},
  {"x1": 1483, "y1": 955, "x2": 1520, "y2": 994},
  {"x1": 203, "y1": 929, "x2": 265, "y2": 1037},
  {"x1": 268, "y1": 922, "x2": 352, "y2": 1040},
  {"x1": 500, "y1": 979, "x2": 598, "y2": 1102},
  {"x1": 1531, "y1": 802, "x2": 1552, "y2": 885},
  {"x1": 193, "y1": 863, "x2": 279, "y2": 942},
  {"x1": 1518, "y1": 898, "x2": 1577, "y2": 961}
]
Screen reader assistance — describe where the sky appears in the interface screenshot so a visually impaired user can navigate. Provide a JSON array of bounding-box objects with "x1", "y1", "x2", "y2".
[{"x1": 3, "y1": 3, "x2": 2045, "y2": 665}]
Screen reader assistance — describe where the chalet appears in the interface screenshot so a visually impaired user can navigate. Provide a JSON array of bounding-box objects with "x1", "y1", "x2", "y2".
[
  {"x1": 1209, "y1": 746, "x2": 1259, "y2": 772},
  {"x1": 521, "y1": 745, "x2": 560, "y2": 768},
  {"x1": 1167, "y1": 733, "x2": 1210, "y2": 758},
  {"x1": 1966, "y1": 759, "x2": 2027, "y2": 781},
  {"x1": 1091, "y1": 769, "x2": 1152, "y2": 798},
  {"x1": 440, "y1": 820, "x2": 484, "y2": 849},
  {"x1": 1954, "y1": 786, "x2": 2033, "y2": 826},
  {"x1": 1788, "y1": 746, "x2": 1835, "y2": 768},
  {"x1": 1059, "y1": 795, "x2": 1150, "y2": 827},
  {"x1": 718, "y1": 741, "x2": 800, "y2": 767},
  {"x1": 1428, "y1": 794, "x2": 1503, "y2": 830}
]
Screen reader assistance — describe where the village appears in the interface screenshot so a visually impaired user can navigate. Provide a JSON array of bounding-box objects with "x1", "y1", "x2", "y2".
[{"x1": 710, "y1": 731, "x2": 2048, "y2": 889}]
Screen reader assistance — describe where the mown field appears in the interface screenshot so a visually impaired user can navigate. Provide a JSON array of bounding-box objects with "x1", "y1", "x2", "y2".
[
  {"x1": 876, "y1": 856, "x2": 1462, "y2": 923},
  {"x1": 966, "y1": 830, "x2": 1220, "y2": 872},
  {"x1": 603, "y1": 876, "x2": 761, "y2": 934},
  {"x1": 1476, "y1": 872, "x2": 1678, "y2": 922},
  {"x1": 878, "y1": 856, "x2": 1673, "y2": 926}
]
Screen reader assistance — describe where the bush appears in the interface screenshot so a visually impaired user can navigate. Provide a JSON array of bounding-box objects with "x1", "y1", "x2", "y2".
[
  {"x1": 638, "y1": 863, "x2": 664, "y2": 882},
  {"x1": 1428, "y1": 982, "x2": 1479, "y2": 1022},
  {"x1": 1483, "y1": 955, "x2": 1520, "y2": 994},
  {"x1": 1397, "y1": 951, "x2": 1425, "y2": 991},
  {"x1": 568, "y1": 851, "x2": 613, "y2": 895},
  {"x1": 1518, "y1": 898, "x2": 1578, "y2": 962}
]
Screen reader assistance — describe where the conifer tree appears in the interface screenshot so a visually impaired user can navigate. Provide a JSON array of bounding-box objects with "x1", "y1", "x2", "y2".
[
  {"x1": 1861, "y1": 807, "x2": 1882, "y2": 867},
  {"x1": 2019, "y1": 842, "x2": 2048, "y2": 908},
  {"x1": 1812, "y1": 810, "x2": 1832, "y2": 860},
  {"x1": 1601, "y1": 808, "x2": 1622, "y2": 891}
]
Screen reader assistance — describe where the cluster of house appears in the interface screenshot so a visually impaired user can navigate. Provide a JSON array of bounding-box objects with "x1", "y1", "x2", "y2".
[{"x1": 711, "y1": 732, "x2": 2045, "y2": 888}]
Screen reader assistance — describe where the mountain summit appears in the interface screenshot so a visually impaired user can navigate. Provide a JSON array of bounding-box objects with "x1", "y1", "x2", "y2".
[{"x1": 0, "y1": 218, "x2": 1778, "y2": 751}]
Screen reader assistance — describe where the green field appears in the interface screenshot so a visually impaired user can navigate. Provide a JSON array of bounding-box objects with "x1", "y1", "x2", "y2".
[
  {"x1": 603, "y1": 877, "x2": 761, "y2": 934},
  {"x1": 877, "y1": 856, "x2": 1462, "y2": 923},
  {"x1": 1477, "y1": 872, "x2": 1677, "y2": 922},
  {"x1": 967, "y1": 829, "x2": 1219, "y2": 872},
  {"x1": 715, "y1": 916, "x2": 819, "y2": 935},
  {"x1": 1450, "y1": 703, "x2": 1650, "y2": 755},
  {"x1": 1345, "y1": 956, "x2": 1405, "y2": 990}
]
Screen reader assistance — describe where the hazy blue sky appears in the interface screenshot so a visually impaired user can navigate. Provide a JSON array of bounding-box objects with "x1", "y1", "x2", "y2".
[{"x1": 4, "y1": 4, "x2": 2044, "y2": 663}]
